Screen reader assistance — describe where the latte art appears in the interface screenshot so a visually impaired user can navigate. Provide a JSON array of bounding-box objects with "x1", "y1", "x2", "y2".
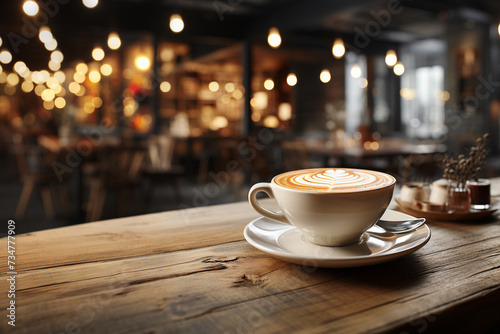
[{"x1": 274, "y1": 168, "x2": 395, "y2": 192}]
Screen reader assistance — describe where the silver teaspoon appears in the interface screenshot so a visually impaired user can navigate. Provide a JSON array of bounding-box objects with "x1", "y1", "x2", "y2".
[
  {"x1": 377, "y1": 218, "x2": 426, "y2": 233},
  {"x1": 367, "y1": 218, "x2": 426, "y2": 237}
]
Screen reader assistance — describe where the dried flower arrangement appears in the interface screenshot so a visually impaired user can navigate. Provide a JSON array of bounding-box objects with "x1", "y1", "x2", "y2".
[{"x1": 442, "y1": 133, "x2": 489, "y2": 188}]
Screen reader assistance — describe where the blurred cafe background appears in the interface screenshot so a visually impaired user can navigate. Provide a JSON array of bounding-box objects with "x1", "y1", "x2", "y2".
[{"x1": 2, "y1": 0, "x2": 500, "y2": 233}]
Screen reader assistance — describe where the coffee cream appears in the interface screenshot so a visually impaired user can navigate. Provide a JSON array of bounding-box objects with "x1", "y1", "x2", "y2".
[{"x1": 274, "y1": 168, "x2": 395, "y2": 192}]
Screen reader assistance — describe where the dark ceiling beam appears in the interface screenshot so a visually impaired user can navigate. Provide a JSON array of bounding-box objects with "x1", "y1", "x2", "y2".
[{"x1": 249, "y1": 0, "x2": 380, "y2": 34}]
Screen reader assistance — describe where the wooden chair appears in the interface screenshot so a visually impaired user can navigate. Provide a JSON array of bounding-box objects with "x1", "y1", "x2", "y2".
[
  {"x1": 13, "y1": 140, "x2": 70, "y2": 220},
  {"x1": 142, "y1": 135, "x2": 185, "y2": 210},
  {"x1": 85, "y1": 145, "x2": 146, "y2": 222}
]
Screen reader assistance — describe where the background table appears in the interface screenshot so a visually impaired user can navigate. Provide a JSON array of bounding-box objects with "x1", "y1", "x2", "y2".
[{"x1": 1, "y1": 194, "x2": 499, "y2": 333}]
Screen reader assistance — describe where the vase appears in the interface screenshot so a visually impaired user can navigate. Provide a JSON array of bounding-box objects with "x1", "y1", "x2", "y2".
[{"x1": 447, "y1": 184, "x2": 471, "y2": 213}]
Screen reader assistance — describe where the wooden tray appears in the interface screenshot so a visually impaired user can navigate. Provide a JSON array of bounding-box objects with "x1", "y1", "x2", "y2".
[{"x1": 395, "y1": 198, "x2": 497, "y2": 222}]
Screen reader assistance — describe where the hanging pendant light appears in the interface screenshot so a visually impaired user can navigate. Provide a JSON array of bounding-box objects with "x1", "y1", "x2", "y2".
[
  {"x1": 385, "y1": 49, "x2": 397, "y2": 67},
  {"x1": 332, "y1": 38, "x2": 345, "y2": 59},
  {"x1": 267, "y1": 27, "x2": 281, "y2": 48},
  {"x1": 170, "y1": 14, "x2": 184, "y2": 33}
]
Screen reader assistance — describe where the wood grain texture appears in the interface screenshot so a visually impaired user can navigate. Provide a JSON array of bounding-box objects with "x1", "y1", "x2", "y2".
[{"x1": 1, "y1": 197, "x2": 500, "y2": 333}]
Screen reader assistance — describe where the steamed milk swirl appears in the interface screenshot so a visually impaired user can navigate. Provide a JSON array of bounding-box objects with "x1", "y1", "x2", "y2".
[{"x1": 274, "y1": 168, "x2": 395, "y2": 192}]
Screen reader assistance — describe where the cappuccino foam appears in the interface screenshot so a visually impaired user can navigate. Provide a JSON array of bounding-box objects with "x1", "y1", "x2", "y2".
[{"x1": 274, "y1": 168, "x2": 395, "y2": 192}]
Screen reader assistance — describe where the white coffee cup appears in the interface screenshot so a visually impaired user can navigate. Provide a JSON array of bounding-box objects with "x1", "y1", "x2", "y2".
[{"x1": 248, "y1": 168, "x2": 396, "y2": 246}]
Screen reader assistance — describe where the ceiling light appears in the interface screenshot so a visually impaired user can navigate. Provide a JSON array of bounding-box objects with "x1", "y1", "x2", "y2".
[
  {"x1": 135, "y1": 56, "x2": 150, "y2": 70},
  {"x1": 332, "y1": 38, "x2": 345, "y2": 59},
  {"x1": 351, "y1": 64, "x2": 361, "y2": 78},
  {"x1": 393, "y1": 61, "x2": 405, "y2": 76},
  {"x1": 160, "y1": 81, "x2": 171, "y2": 93},
  {"x1": 23, "y1": 1, "x2": 39, "y2": 16},
  {"x1": 88, "y1": 70, "x2": 101, "y2": 83},
  {"x1": 92, "y1": 47, "x2": 105, "y2": 61},
  {"x1": 286, "y1": 73, "x2": 297, "y2": 86},
  {"x1": 267, "y1": 27, "x2": 281, "y2": 48},
  {"x1": 100, "y1": 64, "x2": 112, "y2": 76},
  {"x1": 39, "y1": 26, "x2": 52, "y2": 43},
  {"x1": 264, "y1": 78, "x2": 274, "y2": 90},
  {"x1": 208, "y1": 81, "x2": 219, "y2": 92},
  {"x1": 44, "y1": 39, "x2": 57, "y2": 51},
  {"x1": 107, "y1": 32, "x2": 121, "y2": 50},
  {"x1": 82, "y1": 0, "x2": 98, "y2": 9},
  {"x1": 170, "y1": 14, "x2": 184, "y2": 33},
  {"x1": 0, "y1": 50, "x2": 12, "y2": 64},
  {"x1": 320, "y1": 69, "x2": 331, "y2": 83},
  {"x1": 385, "y1": 49, "x2": 397, "y2": 67}
]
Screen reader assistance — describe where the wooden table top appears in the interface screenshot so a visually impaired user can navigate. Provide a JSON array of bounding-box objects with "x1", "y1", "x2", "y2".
[{"x1": 1, "y1": 193, "x2": 500, "y2": 333}]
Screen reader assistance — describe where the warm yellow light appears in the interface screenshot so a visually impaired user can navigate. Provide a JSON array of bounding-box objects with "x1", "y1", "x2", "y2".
[
  {"x1": 441, "y1": 90, "x2": 450, "y2": 101},
  {"x1": 100, "y1": 63, "x2": 112, "y2": 76},
  {"x1": 92, "y1": 97, "x2": 103, "y2": 108},
  {"x1": 54, "y1": 71, "x2": 65, "y2": 83},
  {"x1": 208, "y1": 81, "x2": 219, "y2": 92},
  {"x1": 498, "y1": 22, "x2": 500, "y2": 36},
  {"x1": 48, "y1": 60, "x2": 61, "y2": 71},
  {"x1": 88, "y1": 70, "x2": 101, "y2": 83},
  {"x1": 351, "y1": 64, "x2": 362, "y2": 78},
  {"x1": 251, "y1": 112, "x2": 261, "y2": 122},
  {"x1": 170, "y1": 14, "x2": 184, "y2": 33},
  {"x1": 38, "y1": 70, "x2": 50, "y2": 83},
  {"x1": 320, "y1": 69, "x2": 331, "y2": 83},
  {"x1": 278, "y1": 103, "x2": 292, "y2": 121},
  {"x1": 135, "y1": 56, "x2": 150, "y2": 70},
  {"x1": 393, "y1": 61, "x2": 405, "y2": 76},
  {"x1": 385, "y1": 49, "x2": 397, "y2": 67},
  {"x1": 82, "y1": 0, "x2": 98, "y2": 9},
  {"x1": 76, "y1": 63, "x2": 88, "y2": 74},
  {"x1": 50, "y1": 50, "x2": 63, "y2": 63},
  {"x1": 68, "y1": 82, "x2": 81, "y2": 94},
  {"x1": 46, "y1": 77, "x2": 58, "y2": 89},
  {"x1": 13, "y1": 62, "x2": 27, "y2": 74},
  {"x1": 39, "y1": 26, "x2": 52, "y2": 43},
  {"x1": 210, "y1": 116, "x2": 228, "y2": 131},
  {"x1": 23, "y1": 1, "x2": 39, "y2": 16},
  {"x1": 55, "y1": 97, "x2": 66, "y2": 109},
  {"x1": 264, "y1": 78, "x2": 274, "y2": 90},
  {"x1": 34, "y1": 84, "x2": 45, "y2": 96},
  {"x1": 43, "y1": 100, "x2": 54, "y2": 110},
  {"x1": 332, "y1": 38, "x2": 345, "y2": 59},
  {"x1": 73, "y1": 72, "x2": 85, "y2": 83},
  {"x1": 45, "y1": 38, "x2": 57, "y2": 51},
  {"x1": 52, "y1": 83, "x2": 62, "y2": 94},
  {"x1": 92, "y1": 47, "x2": 105, "y2": 61},
  {"x1": 160, "y1": 81, "x2": 171, "y2": 93},
  {"x1": 6, "y1": 73, "x2": 19, "y2": 86},
  {"x1": 268, "y1": 27, "x2": 281, "y2": 48},
  {"x1": 359, "y1": 78, "x2": 368, "y2": 88},
  {"x1": 225, "y1": 82, "x2": 235, "y2": 93},
  {"x1": 41, "y1": 89, "x2": 55, "y2": 101},
  {"x1": 0, "y1": 37, "x2": 2, "y2": 48},
  {"x1": 0, "y1": 50, "x2": 12, "y2": 64},
  {"x1": 76, "y1": 85, "x2": 86, "y2": 96},
  {"x1": 107, "y1": 32, "x2": 121, "y2": 50},
  {"x1": 84, "y1": 102, "x2": 95, "y2": 114},
  {"x1": 21, "y1": 80, "x2": 34, "y2": 93},
  {"x1": 286, "y1": 73, "x2": 297, "y2": 86},
  {"x1": 232, "y1": 89, "x2": 243, "y2": 100},
  {"x1": 263, "y1": 115, "x2": 280, "y2": 128}
]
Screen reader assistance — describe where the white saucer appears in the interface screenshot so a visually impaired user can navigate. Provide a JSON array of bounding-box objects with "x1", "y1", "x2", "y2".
[{"x1": 243, "y1": 209, "x2": 431, "y2": 268}]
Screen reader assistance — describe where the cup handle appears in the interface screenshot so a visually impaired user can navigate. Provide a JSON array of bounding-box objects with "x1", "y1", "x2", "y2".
[{"x1": 248, "y1": 183, "x2": 289, "y2": 224}]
